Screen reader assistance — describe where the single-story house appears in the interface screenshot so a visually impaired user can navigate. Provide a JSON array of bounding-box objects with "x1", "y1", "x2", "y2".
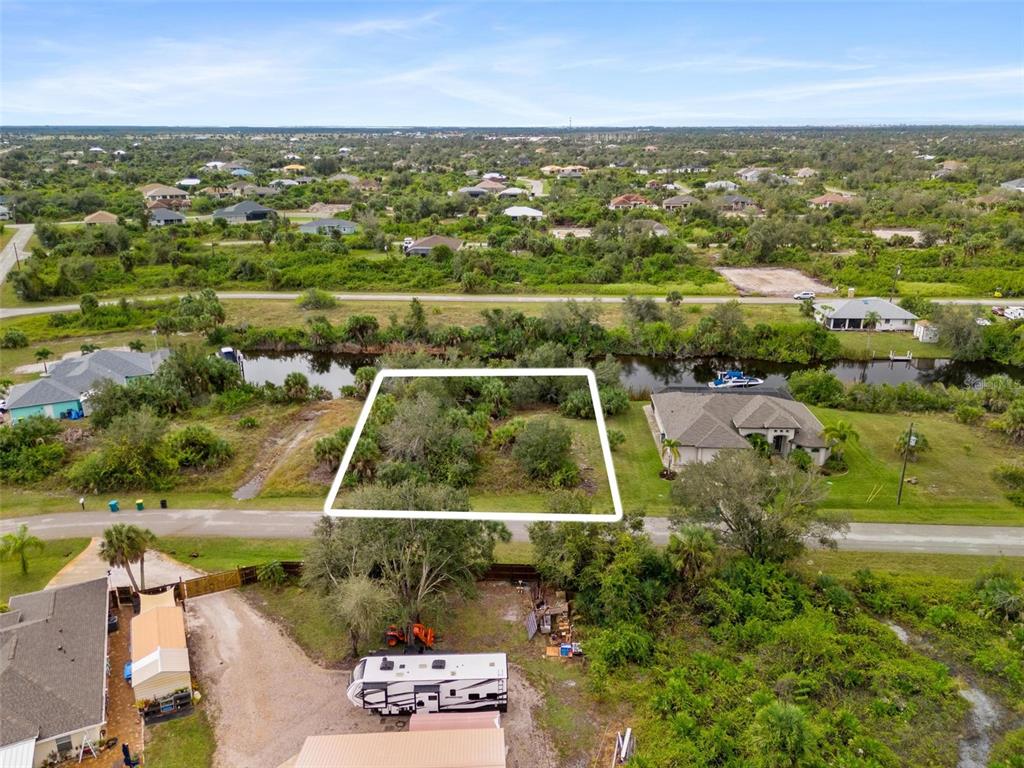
[
  {"x1": 458, "y1": 186, "x2": 490, "y2": 198},
  {"x1": 405, "y1": 235, "x2": 464, "y2": 256},
  {"x1": 736, "y1": 167, "x2": 772, "y2": 183},
  {"x1": 230, "y1": 168, "x2": 254, "y2": 177},
  {"x1": 6, "y1": 348, "x2": 169, "y2": 423},
  {"x1": 540, "y1": 164, "x2": 563, "y2": 175},
  {"x1": 269, "y1": 178, "x2": 299, "y2": 187},
  {"x1": 213, "y1": 200, "x2": 276, "y2": 224},
  {"x1": 476, "y1": 179, "x2": 507, "y2": 193},
  {"x1": 609, "y1": 194, "x2": 653, "y2": 210},
  {"x1": 0, "y1": 578, "x2": 109, "y2": 768},
  {"x1": 649, "y1": 391, "x2": 830, "y2": 468},
  {"x1": 140, "y1": 183, "x2": 189, "y2": 205},
  {"x1": 198, "y1": 186, "x2": 232, "y2": 199},
  {"x1": 176, "y1": 177, "x2": 201, "y2": 188},
  {"x1": 149, "y1": 207, "x2": 185, "y2": 226},
  {"x1": 999, "y1": 178, "x2": 1024, "y2": 193},
  {"x1": 662, "y1": 194, "x2": 699, "y2": 211},
  {"x1": 913, "y1": 320, "x2": 940, "y2": 343},
  {"x1": 795, "y1": 167, "x2": 818, "y2": 178},
  {"x1": 705, "y1": 180, "x2": 739, "y2": 191},
  {"x1": 130, "y1": 599, "x2": 192, "y2": 718},
  {"x1": 814, "y1": 297, "x2": 918, "y2": 331},
  {"x1": 626, "y1": 219, "x2": 669, "y2": 237},
  {"x1": 718, "y1": 194, "x2": 757, "y2": 212},
  {"x1": 809, "y1": 193, "x2": 855, "y2": 209},
  {"x1": 83, "y1": 210, "x2": 118, "y2": 225},
  {"x1": 503, "y1": 205, "x2": 544, "y2": 220},
  {"x1": 285, "y1": 729, "x2": 506, "y2": 768},
  {"x1": 281, "y1": 164, "x2": 306, "y2": 173},
  {"x1": 299, "y1": 218, "x2": 358, "y2": 236},
  {"x1": 497, "y1": 186, "x2": 526, "y2": 198},
  {"x1": 551, "y1": 227, "x2": 592, "y2": 239}
]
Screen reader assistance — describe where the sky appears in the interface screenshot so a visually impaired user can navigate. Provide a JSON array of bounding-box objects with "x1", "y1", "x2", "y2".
[{"x1": 1, "y1": 1, "x2": 1022, "y2": 127}]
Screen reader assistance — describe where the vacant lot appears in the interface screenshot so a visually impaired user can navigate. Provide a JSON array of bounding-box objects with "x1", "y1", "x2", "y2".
[
  {"x1": 716, "y1": 266, "x2": 833, "y2": 296},
  {"x1": 812, "y1": 407, "x2": 1024, "y2": 525},
  {"x1": 0, "y1": 537, "x2": 89, "y2": 604}
]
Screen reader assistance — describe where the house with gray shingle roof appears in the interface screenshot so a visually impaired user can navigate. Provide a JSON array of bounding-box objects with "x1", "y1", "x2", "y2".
[
  {"x1": 299, "y1": 218, "x2": 357, "y2": 236},
  {"x1": 649, "y1": 391, "x2": 829, "y2": 468},
  {"x1": 813, "y1": 297, "x2": 917, "y2": 331},
  {"x1": 0, "y1": 578, "x2": 109, "y2": 767},
  {"x1": 6, "y1": 348, "x2": 169, "y2": 423}
]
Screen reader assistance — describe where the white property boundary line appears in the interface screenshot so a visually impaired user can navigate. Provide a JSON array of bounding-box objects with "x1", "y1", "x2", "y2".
[{"x1": 323, "y1": 367, "x2": 624, "y2": 523}]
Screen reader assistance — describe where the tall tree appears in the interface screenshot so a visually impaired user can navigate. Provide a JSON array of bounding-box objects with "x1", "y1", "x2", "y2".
[
  {"x1": 332, "y1": 575, "x2": 395, "y2": 656},
  {"x1": 863, "y1": 310, "x2": 881, "y2": 358},
  {"x1": 671, "y1": 450, "x2": 845, "y2": 562},
  {"x1": 822, "y1": 419, "x2": 859, "y2": 459},
  {"x1": 34, "y1": 347, "x2": 53, "y2": 373},
  {"x1": 0, "y1": 524, "x2": 44, "y2": 576}
]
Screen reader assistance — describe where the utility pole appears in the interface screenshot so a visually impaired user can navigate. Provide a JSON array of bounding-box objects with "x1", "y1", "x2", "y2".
[
  {"x1": 896, "y1": 421, "x2": 914, "y2": 505},
  {"x1": 12, "y1": 240, "x2": 20, "y2": 269}
]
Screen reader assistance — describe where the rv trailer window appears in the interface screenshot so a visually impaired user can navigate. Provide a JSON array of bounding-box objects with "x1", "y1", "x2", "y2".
[
  {"x1": 469, "y1": 693, "x2": 481, "y2": 700},
  {"x1": 431, "y1": 659, "x2": 446, "y2": 669},
  {"x1": 380, "y1": 659, "x2": 394, "y2": 670}
]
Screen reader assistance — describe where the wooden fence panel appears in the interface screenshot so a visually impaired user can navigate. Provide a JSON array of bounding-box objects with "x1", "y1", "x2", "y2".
[{"x1": 182, "y1": 569, "x2": 242, "y2": 599}]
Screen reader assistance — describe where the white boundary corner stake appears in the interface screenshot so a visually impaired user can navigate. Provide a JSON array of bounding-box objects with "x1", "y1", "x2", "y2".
[{"x1": 323, "y1": 367, "x2": 624, "y2": 523}]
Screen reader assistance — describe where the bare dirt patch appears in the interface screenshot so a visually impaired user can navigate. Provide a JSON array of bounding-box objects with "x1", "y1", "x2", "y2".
[{"x1": 716, "y1": 267, "x2": 833, "y2": 296}]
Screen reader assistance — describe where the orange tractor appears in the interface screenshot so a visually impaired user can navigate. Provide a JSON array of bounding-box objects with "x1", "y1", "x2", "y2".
[{"x1": 384, "y1": 623, "x2": 436, "y2": 650}]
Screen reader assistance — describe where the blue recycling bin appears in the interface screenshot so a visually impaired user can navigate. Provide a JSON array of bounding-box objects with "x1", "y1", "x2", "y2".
[{"x1": 108, "y1": 500, "x2": 119, "y2": 513}]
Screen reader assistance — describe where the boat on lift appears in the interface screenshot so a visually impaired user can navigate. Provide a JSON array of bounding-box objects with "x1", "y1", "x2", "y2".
[{"x1": 707, "y1": 369, "x2": 764, "y2": 389}]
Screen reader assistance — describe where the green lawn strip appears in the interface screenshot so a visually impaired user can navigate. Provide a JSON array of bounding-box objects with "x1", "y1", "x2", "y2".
[
  {"x1": 154, "y1": 536, "x2": 307, "y2": 573},
  {"x1": 605, "y1": 401, "x2": 674, "y2": 515},
  {"x1": 836, "y1": 331, "x2": 953, "y2": 360},
  {"x1": 793, "y1": 550, "x2": 1024, "y2": 580},
  {"x1": 811, "y1": 407, "x2": 1023, "y2": 525},
  {"x1": 0, "y1": 537, "x2": 89, "y2": 604},
  {"x1": 143, "y1": 704, "x2": 215, "y2": 768}
]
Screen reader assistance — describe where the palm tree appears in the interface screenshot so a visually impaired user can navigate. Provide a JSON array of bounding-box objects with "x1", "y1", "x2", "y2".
[
  {"x1": 1, "y1": 524, "x2": 44, "y2": 575},
  {"x1": 35, "y1": 347, "x2": 53, "y2": 373},
  {"x1": 823, "y1": 419, "x2": 859, "y2": 458},
  {"x1": 99, "y1": 524, "x2": 155, "y2": 592},
  {"x1": 667, "y1": 526, "x2": 717, "y2": 594},
  {"x1": 863, "y1": 310, "x2": 882, "y2": 358},
  {"x1": 128, "y1": 339, "x2": 146, "y2": 352},
  {"x1": 661, "y1": 437, "x2": 682, "y2": 466}
]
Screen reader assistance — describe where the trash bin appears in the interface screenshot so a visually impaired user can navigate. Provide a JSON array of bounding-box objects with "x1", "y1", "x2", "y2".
[
  {"x1": 160, "y1": 499, "x2": 168, "y2": 509},
  {"x1": 108, "y1": 500, "x2": 119, "y2": 513},
  {"x1": 135, "y1": 499, "x2": 144, "y2": 511}
]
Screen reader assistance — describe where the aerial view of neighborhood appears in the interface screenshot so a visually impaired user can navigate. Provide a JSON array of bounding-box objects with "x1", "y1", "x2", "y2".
[{"x1": 0, "y1": 2, "x2": 1022, "y2": 767}]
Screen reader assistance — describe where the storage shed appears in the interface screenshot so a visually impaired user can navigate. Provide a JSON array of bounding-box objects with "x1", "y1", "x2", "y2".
[{"x1": 130, "y1": 605, "x2": 191, "y2": 707}]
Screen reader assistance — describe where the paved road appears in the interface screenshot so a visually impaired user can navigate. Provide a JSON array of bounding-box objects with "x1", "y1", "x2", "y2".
[
  {"x1": 3, "y1": 508, "x2": 1021, "y2": 555},
  {"x1": 0, "y1": 289, "x2": 1007, "y2": 320},
  {"x1": 517, "y1": 178, "x2": 547, "y2": 198},
  {"x1": 0, "y1": 224, "x2": 34, "y2": 285}
]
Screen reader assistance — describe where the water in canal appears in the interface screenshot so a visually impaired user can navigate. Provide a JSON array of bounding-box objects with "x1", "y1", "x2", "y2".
[{"x1": 240, "y1": 351, "x2": 1023, "y2": 393}]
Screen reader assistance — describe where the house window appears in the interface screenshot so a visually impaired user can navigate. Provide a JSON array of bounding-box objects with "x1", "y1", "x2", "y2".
[{"x1": 56, "y1": 736, "x2": 73, "y2": 754}]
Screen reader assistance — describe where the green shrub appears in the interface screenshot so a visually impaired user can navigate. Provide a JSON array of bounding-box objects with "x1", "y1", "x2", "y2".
[
  {"x1": 68, "y1": 409, "x2": 177, "y2": 491},
  {"x1": 954, "y1": 403, "x2": 984, "y2": 424},
  {"x1": 491, "y1": 417, "x2": 526, "y2": 449},
  {"x1": 512, "y1": 418, "x2": 576, "y2": 484},
  {"x1": 585, "y1": 623, "x2": 655, "y2": 676},
  {"x1": 787, "y1": 368, "x2": 845, "y2": 407},
  {"x1": 0, "y1": 416, "x2": 66, "y2": 483},
  {"x1": 237, "y1": 416, "x2": 260, "y2": 429},
  {"x1": 0, "y1": 328, "x2": 29, "y2": 349},
  {"x1": 606, "y1": 428, "x2": 626, "y2": 451},
  {"x1": 166, "y1": 425, "x2": 234, "y2": 469}
]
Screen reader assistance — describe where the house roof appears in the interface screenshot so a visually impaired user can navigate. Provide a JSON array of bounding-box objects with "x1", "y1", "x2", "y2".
[
  {"x1": 292, "y1": 729, "x2": 506, "y2": 768},
  {"x1": 815, "y1": 297, "x2": 918, "y2": 321},
  {"x1": 7, "y1": 349, "x2": 169, "y2": 410},
  {"x1": 150, "y1": 207, "x2": 185, "y2": 221},
  {"x1": 503, "y1": 205, "x2": 543, "y2": 218},
  {"x1": 214, "y1": 200, "x2": 274, "y2": 217},
  {"x1": 809, "y1": 193, "x2": 855, "y2": 206},
  {"x1": 652, "y1": 391, "x2": 828, "y2": 449},
  {"x1": 663, "y1": 194, "x2": 698, "y2": 206},
  {"x1": 719, "y1": 194, "x2": 755, "y2": 206},
  {"x1": 300, "y1": 218, "x2": 357, "y2": 231},
  {"x1": 409, "y1": 235, "x2": 463, "y2": 251},
  {"x1": 0, "y1": 578, "x2": 109, "y2": 746},
  {"x1": 83, "y1": 210, "x2": 118, "y2": 224},
  {"x1": 610, "y1": 193, "x2": 652, "y2": 206},
  {"x1": 141, "y1": 183, "x2": 188, "y2": 198}
]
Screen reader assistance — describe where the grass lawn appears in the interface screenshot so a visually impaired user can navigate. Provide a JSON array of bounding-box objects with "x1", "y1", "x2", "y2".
[
  {"x1": 154, "y1": 536, "x2": 308, "y2": 572},
  {"x1": 794, "y1": 550, "x2": 1024, "y2": 580},
  {"x1": 836, "y1": 331, "x2": 952, "y2": 360},
  {"x1": 812, "y1": 407, "x2": 1024, "y2": 525},
  {"x1": 0, "y1": 537, "x2": 89, "y2": 604},
  {"x1": 604, "y1": 401, "x2": 674, "y2": 515},
  {"x1": 144, "y1": 704, "x2": 215, "y2": 768}
]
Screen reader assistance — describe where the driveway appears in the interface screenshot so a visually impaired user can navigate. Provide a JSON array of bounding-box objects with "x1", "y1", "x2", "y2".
[{"x1": 0, "y1": 223, "x2": 34, "y2": 284}]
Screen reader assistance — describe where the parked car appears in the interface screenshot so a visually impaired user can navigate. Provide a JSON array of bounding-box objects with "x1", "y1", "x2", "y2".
[{"x1": 793, "y1": 290, "x2": 816, "y2": 301}]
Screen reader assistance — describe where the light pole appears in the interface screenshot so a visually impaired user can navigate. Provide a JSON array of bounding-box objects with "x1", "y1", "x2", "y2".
[{"x1": 890, "y1": 264, "x2": 902, "y2": 302}]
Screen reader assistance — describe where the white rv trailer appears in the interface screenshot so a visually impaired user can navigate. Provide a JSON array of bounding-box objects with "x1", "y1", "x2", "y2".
[{"x1": 346, "y1": 653, "x2": 508, "y2": 716}]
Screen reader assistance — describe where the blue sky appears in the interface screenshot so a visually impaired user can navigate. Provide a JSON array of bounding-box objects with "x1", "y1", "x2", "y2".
[{"x1": 1, "y1": 1, "x2": 1021, "y2": 126}]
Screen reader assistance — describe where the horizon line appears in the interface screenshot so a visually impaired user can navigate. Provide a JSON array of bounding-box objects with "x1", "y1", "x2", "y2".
[{"x1": 2, "y1": 122, "x2": 1023, "y2": 131}]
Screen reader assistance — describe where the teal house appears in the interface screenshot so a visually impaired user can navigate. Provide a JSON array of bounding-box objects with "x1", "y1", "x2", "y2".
[{"x1": 6, "y1": 348, "x2": 169, "y2": 423}]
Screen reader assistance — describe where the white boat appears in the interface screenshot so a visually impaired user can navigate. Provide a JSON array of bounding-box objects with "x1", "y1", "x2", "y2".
[{"x1": 708, "y1": 370, "x2": 765, "y2": 389}]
